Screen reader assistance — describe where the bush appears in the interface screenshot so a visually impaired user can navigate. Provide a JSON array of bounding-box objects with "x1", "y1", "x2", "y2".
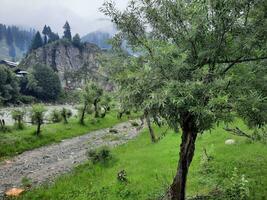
[
  {"x1": 225, "y1": 168, "x2": 250, "y2": 200},
  {"x1": 61, "y1": 108, "x2": 72, "y2": 124},
  {"x1": 87, "y1": 147, "x2": 112, "y2": 164},
  {"x1": 11, "y1": 109, "x2": 25, "y2": 130},
  {"x1": 50, "y1": 109, "x2": 62, "y2": 123},
  {"x1": 18, "y1": 95, "x2": 36, "y2": 104}
]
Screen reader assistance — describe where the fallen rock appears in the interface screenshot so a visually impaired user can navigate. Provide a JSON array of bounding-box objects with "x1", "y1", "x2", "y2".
[
  {"x1": 5, "y1": 188, "x2": 24, "y2": 197},
  {"x1": 225, "y1": 139, "x2": 235, "y2": 145}
]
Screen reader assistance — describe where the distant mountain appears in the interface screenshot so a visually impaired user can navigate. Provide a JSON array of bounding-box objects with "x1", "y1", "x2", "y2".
[
  {"x1": 0, "y1": 24, "x2": 35, "y2": 61},
  {"x1": 81, "y1": 31, "x2": 112, "y2": 49}
]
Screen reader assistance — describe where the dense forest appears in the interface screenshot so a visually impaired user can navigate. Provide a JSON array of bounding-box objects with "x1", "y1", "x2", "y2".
[{"x1": 0, "y1": 24, "x2": 35, "y2": 60}]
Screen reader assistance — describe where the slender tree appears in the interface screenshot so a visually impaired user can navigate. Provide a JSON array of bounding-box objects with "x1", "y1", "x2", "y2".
[
  {"x1": 31, "y1": 104, "x2": 46, "y2": 136},
  {"x1": 101, "y1": 1, "x2": 267, "y2": 199}
]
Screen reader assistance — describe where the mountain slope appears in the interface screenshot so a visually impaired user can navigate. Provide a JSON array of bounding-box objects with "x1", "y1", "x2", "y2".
[
  {"x1": 19, "y1": 40, "x2": 112, "y2": 90},
  {"x1": 82, "y1": 31, "x2": 112, "y2": 49},
  {"x1": 0, "y1": 24, "x2": 35, "y2": 61}
]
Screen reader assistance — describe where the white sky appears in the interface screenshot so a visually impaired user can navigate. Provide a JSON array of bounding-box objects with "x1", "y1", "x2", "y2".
[{"x1": 0, "y1": 0, "x2": 129, "y2": 36}]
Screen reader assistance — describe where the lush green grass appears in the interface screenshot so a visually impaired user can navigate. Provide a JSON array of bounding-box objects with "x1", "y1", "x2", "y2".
[
  {"x1": 0, "y1": 111, "x2": 135, "y2": 160},
  {"x1": 19, "y1": 121, "x2": 267, "y2": 200}
]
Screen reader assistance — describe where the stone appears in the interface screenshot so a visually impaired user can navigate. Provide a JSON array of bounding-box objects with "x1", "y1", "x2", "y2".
[
  {"x1": 5, "y1": 188, "x2": 24, "y2": 197},
  {"x1": 225, "y1": 139, "x2": 236, "y2": 145}
]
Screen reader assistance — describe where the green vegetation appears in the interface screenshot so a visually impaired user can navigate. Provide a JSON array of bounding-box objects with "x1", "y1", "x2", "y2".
[
  {"x1": 0, "y1": 64, "x2": 19, "y2": 105},
  {"x1": 0, "y1": 111, "x2": 135, "y2": 160},
  {"x1": 101, "y1": 0, "x2": 267, "y2": 198},
  {"x1": 18, "y1": 122, "x2": 267, "y2": 200}
]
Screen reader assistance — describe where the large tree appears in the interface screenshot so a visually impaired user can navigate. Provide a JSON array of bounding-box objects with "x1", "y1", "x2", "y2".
[
  {"x1": 30, "y1": 31, "x2": 43, "y2": 51},
  {"x1": 0, "y1": 65, "x2": 19, "y2": 105},
  {"x1": 63, "y1": 21, "x2": 72, "y2": 41},
  {"x1": 101, "y1": 0, "x2": 267, "y2": 199},
  {"x1": 30, "y1": 64, "x2": 61, "y2": 101}
]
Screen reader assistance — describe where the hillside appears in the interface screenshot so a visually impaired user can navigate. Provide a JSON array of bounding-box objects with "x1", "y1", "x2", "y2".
[
  {"x1": 0, "y1": 24, "x2": 35, "y2": 61},
  {"x1": 19, "y1": 40, "x2": 111, "y2": 90}
]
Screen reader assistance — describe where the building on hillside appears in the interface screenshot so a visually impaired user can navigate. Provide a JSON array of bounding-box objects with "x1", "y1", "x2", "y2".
[{"x1": 0, "y1": 60, "x2": 28, "y2": 77}]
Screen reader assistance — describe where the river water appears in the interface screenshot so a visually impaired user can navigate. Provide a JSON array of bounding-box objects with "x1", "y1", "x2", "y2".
[{"x1": 0, "y1": 105, "x2": 78, "y2": 125}]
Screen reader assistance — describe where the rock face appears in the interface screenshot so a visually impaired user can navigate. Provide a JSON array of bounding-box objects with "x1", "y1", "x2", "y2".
[{"x1": 19, "y1": 40, "x2": 111, "y2": 89}]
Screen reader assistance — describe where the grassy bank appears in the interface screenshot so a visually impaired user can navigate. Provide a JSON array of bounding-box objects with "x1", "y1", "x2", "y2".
[
  {"x1": 19, "y1": 121, "x2": 267, "y2": 200},
  {"x1": 0, "y1": 112, "x2": 135, "y2": 160}
]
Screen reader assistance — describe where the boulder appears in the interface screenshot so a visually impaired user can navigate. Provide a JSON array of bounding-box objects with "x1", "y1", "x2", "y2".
[{"x1": 225, "y1": 139, "x2": 236, "y2": 145}]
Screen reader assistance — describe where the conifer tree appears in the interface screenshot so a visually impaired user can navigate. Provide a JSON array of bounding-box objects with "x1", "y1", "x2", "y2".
[
  {"x1": 63, "y1": 21, "x2": 72, "y2": 41},
  {"x1": 30, "y1": 31, "x2": 43, "y2": 51}
]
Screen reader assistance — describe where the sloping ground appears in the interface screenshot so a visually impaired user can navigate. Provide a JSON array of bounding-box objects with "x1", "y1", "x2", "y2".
[
  {"x1": 0, "y1": 121, "x2": 143, "y2": 199},
  {"x1": 17, "y1": 123, "x2": 267, "y2": 200}
]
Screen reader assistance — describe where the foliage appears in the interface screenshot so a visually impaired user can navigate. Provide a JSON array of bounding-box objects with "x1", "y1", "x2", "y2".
[
  {"x1": 79, "y1": 83, "x2": 103, "y2": 124},
  {"x1": 225, "y1": 168, "x2": 250, "y2": 200},
  {"x1": 50, "y1": 109, "x2": 62, "y2": 123},
  {"x1": 63, "y1": 21, "x2": 72, "y2": 41},
  {"x1": 101, "y1": 0, "x2": 267, "y2": 198},
  {"x1": 29, "y1": 64, "x2": 62, "y2": 101},
  {"x1": 30, "y1": 31, "x2": 43, "y2": 51},
  {"x1": 11, "y1": 109, "x2": 25, "y2": 130},
  {"x1": 87, "y1": 147, "x2": 112, "y2": 164},
  {"x1": 0, "y1": 65, "x2": 19, "y2": 105},
  {"x1": 61, "y1": 108, "x2": 72, "y2": 124},
  {"x1": 31, "y1": 104, "x2": 46, "y2": 135},
  {"x1": 72, "y1": 33, "x2": 82, "y2": 49}
]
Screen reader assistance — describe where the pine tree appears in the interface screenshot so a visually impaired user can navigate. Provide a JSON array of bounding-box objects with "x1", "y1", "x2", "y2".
[
  {"x1": 63, "y1": 21, "x2": 72, "y2": 41},
  {"x1": 30, "y1": 31, "x2": 43, "y2": 51},
  {"x1": 8, "y1": 44, "x2": 16, "y2": 58},
  {"x1": 6, "y1": 27, "x2": 13, "y2": 45},
  {"x1": 42, "y1": 25, "x2": 49, "y2": 44}
]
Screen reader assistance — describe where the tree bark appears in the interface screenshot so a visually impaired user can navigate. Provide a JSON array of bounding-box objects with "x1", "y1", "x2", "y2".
[
  {"x1": 145, "y1": 111, "x2": 157, "y2": 143},
  {"x1": 80, "y1": 104, "x2": 87, "y2": 125},
  {"x1": 94, "y1": 99, "x2": 99, "y2": 118},
  {"x1": 36, "y1": 122, "x2": 41, "y2": 136},
  {"x1": 169, "y1": 120, "x2": 198, "y2": 200}
]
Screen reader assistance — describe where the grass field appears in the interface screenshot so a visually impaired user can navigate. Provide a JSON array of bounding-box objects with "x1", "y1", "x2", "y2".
[
  {"x1": 18, "y1": 120, "x2": 267, "y2": 200},
  {"x1": 0, "y1": 111, "x2": 135, "y2": 160}
]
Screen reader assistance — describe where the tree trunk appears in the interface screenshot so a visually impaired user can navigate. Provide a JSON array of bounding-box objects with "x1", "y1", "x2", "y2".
[
  {"x1": 36, "y1": 122, "x2": 41, "y2": 136},
  {"x1": 145, "y1": 111, "x2": 156, "y2": 143},
  {"x1": 169, "y1": 120, "x2": 198, "y2": 200},
  {"x1": 63, "y1": 115, "x2": 68, "y2": 124},
  {"x1": 94, "y1": 100, "x2": 99, "y2": 118},
  {"x1": 80, "y1": 104, "x2": 87, "y2": 125}
]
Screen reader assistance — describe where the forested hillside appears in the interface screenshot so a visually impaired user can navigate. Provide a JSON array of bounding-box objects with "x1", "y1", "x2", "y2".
[{"x1": 0, "y1": 24, "x2": 35, "y2": 61}]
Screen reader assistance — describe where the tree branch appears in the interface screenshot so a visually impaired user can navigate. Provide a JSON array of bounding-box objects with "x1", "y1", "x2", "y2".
[
  {"x1": 220, "y1": 56, "x2": 267, "y2": 74},
  {"x1": 224, "y1": 127, "x2": 253, "y2": 139}
]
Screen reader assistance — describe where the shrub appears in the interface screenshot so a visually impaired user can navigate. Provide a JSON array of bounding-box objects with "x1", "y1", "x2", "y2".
[
  {"x1": 87, "y1": 147, "x2": 112, "y2": 164},
  {"x1": 50, "y1": 109, "x2": 62, "y2": 123},
  {"x1": 11, "y1": 109, "x2": 25, "y2": 130},
  {"x1": 61, "y1": 108, "x2": 72, "y2": 124},
  {"x1": 117, "y1": 170, "x2": 127, "y2": 182},
  {"x1": 225, "y1": 168, "x2": 250, "y2": 200}
]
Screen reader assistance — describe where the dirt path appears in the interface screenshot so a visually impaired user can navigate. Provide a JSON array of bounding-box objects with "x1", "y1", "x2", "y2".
[{"x1": 0, "y1": 121, "x2": 143, "y2": 198}]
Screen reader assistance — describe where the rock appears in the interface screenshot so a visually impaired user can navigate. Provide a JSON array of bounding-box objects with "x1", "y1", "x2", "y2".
[
  {"x1": 5, "y1": 188, "x2": 24, "y2": 197},
  {"x1": 225, "y1": 139, "x2": 235, "y2": 145},
  {"x1": 19, "y1": 41, "x2": 113, "y2": 90}
]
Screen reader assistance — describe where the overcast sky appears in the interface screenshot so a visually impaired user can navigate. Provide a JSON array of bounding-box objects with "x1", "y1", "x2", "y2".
[{"x1": 0, "y1": 0, "x2": 128, "y2": 36}]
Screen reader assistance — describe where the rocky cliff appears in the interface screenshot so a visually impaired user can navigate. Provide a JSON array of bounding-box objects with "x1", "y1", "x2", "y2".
[{"x1": 19, "y1": 40, "x2": 112, "y2": 90}]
